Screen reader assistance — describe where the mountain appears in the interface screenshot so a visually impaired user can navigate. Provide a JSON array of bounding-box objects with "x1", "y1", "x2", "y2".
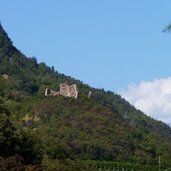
[{"x1": 0, "y1": 22, "x2": 171, "y2": 170}]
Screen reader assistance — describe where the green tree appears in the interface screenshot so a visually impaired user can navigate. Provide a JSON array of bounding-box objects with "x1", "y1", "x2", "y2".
[{"x1": 0, "y1": 97, "x2": 42, "y2": 164}]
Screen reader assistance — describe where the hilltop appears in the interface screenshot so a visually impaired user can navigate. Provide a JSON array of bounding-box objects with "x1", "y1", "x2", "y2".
[{"x1": 0, "y1": 23, "x2": 171, "y2": 170}]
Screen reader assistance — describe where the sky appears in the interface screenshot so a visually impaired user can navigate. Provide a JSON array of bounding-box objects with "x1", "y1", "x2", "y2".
[{"x1": 0, "y1": 1, "x2": 171, "y2": 125}]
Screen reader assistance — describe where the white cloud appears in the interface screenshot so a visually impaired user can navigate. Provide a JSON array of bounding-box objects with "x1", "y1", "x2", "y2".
[{"x1": 119, "y1": 77, "x2": 171, "y2": 124}]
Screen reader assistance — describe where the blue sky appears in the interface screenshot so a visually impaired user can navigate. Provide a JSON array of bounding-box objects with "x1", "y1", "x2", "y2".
[
  {"x1": 0, "y1": 0, "x2": 171, "y2": 91},
  {"x1": 1, "y1": 1, "x2": 171, "y2": 123}
]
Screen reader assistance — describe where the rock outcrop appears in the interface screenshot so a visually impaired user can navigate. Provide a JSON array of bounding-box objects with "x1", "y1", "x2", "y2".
[
  {"x1": 45, "y1": 83, "x2": 78, "y2": 99},
  {"x1": 2, "y1": 74, "x2": 9, "y2": 80}
]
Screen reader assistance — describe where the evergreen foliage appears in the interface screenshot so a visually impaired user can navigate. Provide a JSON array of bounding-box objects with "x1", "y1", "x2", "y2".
[{"x1": 0, "y1": 22, "x2": 171, "y2": 170}]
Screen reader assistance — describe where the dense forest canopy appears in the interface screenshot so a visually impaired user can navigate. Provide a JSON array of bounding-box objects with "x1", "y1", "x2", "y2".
[{"x1": 0, "y1": 22, "x2": 171, "y2": 170}]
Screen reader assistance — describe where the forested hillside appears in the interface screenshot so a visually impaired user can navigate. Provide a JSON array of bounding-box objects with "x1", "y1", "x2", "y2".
[{"x1": 0, "y1": 23, "x2": 171, "y2": 170}]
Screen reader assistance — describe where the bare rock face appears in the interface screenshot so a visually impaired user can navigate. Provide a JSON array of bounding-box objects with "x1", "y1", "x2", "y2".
[{"x1": 45, "y1": 83, "x2": 78, "y2": 99}]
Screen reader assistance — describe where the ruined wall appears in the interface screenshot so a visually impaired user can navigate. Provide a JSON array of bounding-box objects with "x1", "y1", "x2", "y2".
[
  {"x1": 68, "y1": 84, "x2": 78, "y2": 99},
  {"x1": 60, "y1": 83, "x2": 78, "y2": 99},
  {"x1": 45, "y1": 83, "x2": 78, "y2": 99},
  {"x1": 45, "y1": 88, "x2": 59, "y2": 96},
  {"x1": 60, "y1": 83, "x2": 70, "y2": 97},
  {"x1": 88, "y1": 91, "x2": 92, "y2": 98}
]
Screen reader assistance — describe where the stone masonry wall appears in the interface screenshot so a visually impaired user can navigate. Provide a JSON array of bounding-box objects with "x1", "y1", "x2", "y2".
[{"x1": 45, "y1": 83, "x2": 78, "y2": 99}]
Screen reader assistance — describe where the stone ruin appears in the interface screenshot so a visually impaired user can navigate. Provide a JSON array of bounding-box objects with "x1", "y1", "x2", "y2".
[
  {"x1": 45, "y1": 83, "x2": 78, "y2": 99},
  {"x1": 60, "y1": 83, "x2": 78, "y2": 99},
  {"x1": 45, "y1": 88, "x2": 59, "y2": 97},
  {"x1": 45, "y1": 83, "x2": 93, "y2": 99},
  {"x1": 87, "y1": 91, "x2": 92, "y2": 98}
]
